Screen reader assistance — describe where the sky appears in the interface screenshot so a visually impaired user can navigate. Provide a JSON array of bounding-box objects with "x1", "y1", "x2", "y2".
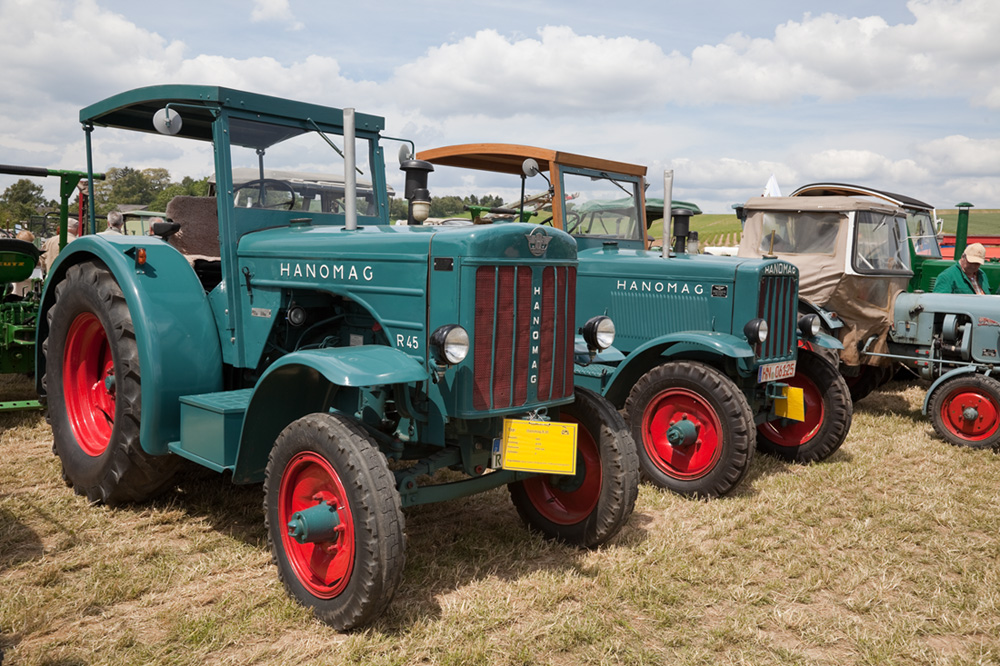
[{"x1": 0, "y1": 0, "x2": 997, "y2": 213}]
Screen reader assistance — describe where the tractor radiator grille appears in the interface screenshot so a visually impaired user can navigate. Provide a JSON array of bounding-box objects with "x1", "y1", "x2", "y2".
[
  {"x1": 756, "y1": 274, "x2": 797, "y2": 362},
  {"x1": 473, "y1": 265, "x2": 576, "y2": 410}
]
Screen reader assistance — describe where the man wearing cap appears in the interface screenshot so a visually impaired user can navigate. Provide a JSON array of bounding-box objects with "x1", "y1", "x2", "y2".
[{"x1": 933, "y1": 243, "x2": 991, "y2": 294}]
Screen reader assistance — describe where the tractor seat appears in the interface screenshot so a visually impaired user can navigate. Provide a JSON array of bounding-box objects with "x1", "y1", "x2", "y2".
[
  {"x1": 164, "y1": 196, "x2": 222, "y2": 291},
  {"x1": 0, "y1": 238, "x2": 42, "y2": 283}
]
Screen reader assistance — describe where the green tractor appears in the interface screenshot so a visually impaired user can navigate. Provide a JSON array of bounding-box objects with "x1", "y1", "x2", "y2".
[
  {"x1": 0, "y1": 164, "x2": 100, "y2": 410},
  {"x1": 36, "y1": 86, "x2": 639, "y2": 630},
  {"x1": 415, "y1": 144, "x2": 852, "y2": 498}
]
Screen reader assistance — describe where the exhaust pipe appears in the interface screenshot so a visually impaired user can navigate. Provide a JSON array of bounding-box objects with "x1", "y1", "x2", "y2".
[{"x1": 344, "y1": 108, "x2": 357, "y2": 231}]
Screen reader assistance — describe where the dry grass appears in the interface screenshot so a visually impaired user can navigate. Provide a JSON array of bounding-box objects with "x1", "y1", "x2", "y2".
[{"x1": 3, "y1": 377, "x2": 1000, "y2": 665}]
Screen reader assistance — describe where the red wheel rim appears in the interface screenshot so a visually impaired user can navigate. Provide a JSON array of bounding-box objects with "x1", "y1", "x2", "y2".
[
  {"x1": 62, "y1": 312, "x2": 116, "y2": 456},
  {"x1": 939, "y1": 387, "x2": 1000, "y2": 442},
  {"x1": 521, "y1": 415, "x2": 601, "y2": 525},
  {"x1": 757, "y1": 369, "x2": 824, "y2": 447},
  {"x1": 641, "y1": 388, "x2": 722, "y2": 479},
  {"x1": 279, "y1": 452, "x2": 355, "y2": 598}
]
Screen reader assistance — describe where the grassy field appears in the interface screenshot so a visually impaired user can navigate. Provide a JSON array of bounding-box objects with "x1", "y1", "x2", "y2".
[{"x1": 3, "y1": 374, "x2": 1000, "y2": 665}]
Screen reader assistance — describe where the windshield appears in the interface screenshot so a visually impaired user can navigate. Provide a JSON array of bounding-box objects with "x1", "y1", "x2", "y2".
[
  {"x1": 227, "y1": 117, "x2": 380, "y2": 217},
  {"x1": 561, "y1": 170, "x2": 642, "y2": 241},
  {"x1": 906, "y1": 210, "x2": 942, "y2": 258},
  {"x1": 757, "y1": 211, "x2": 842, "y2": 255},
  {"x1": 853, "y1": 211, "x2": 912, "y2": 274}
]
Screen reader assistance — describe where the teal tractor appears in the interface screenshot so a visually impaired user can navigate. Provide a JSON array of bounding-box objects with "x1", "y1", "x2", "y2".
[
  {"x1": 36, "y1": 86, "x2": 639, "y2": 630},
  {"x1": 416, "y1": 145, "x2": 852, "y2": 498},
  {"x1": 0, "y1": 164, "x2": 100, "y2": 410}
]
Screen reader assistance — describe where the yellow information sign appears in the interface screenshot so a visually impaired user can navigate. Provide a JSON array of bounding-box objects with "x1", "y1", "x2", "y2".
[
  {"x1": 499, "y1": 419, "x2": 578, "y2": 475},
  {"x1": 775, "y1": 386, "x2": 805, "y2": 421}
]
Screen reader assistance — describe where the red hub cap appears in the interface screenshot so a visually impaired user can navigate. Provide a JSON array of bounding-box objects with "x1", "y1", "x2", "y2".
[
  {"x1": 62, "y1": 313, "x2": 116, "y2": 456},
  {"x1": 521, "y1": 415, "x2": 601, "y2": 525},
  {"x1": 939, "y1": 388, "x2": 1000, "y2": 442},
  {"x1": 757, "y1": 370, "x2": 823, "y2": 447},
  {"x1": 279, "y1": 452, "x2": 355, "y2": 598},
  {"x1": 641, "y1": 388, "x2": 722, "y2": 479}
]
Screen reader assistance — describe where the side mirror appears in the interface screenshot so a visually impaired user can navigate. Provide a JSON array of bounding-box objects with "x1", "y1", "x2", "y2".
[
  {"x1": 398, "y1": 143, "x2": 413, "y2": 165},
  {"x1": 522, "y1": 158, "x2": 540, "y2": 178},
  {"x1": 152, "y1": 108, "x2": 183, "y2": 136}
]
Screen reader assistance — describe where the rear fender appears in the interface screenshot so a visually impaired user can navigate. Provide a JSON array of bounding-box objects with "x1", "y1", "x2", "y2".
[
  {"x1": 598, "y1": 332, "x2": 754, "y2": 407},
  {"x1": 36, "y1": 236, "x2": 223, "y2": 455},
  {"x1": 232, "y1": 346, "x2": 430, "y2": 484}
]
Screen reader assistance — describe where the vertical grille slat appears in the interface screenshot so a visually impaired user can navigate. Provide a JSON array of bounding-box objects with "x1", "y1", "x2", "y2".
[{"x1": 472, "y1": 264, "x2": 576, "y2": 411}]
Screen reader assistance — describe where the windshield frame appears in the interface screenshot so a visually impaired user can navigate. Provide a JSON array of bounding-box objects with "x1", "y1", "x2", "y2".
[
  {"x1": 555, "y1": 165, "x2": 646, "y2": 247},
  {"x1": 850, "y1": 210, "x2": 914, "y2": 276}
]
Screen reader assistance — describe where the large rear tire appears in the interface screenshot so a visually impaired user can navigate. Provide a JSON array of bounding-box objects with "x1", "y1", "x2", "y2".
[
  {"x1": 265, "y1": 413, "x2": 406, "y2": 630},
  {"x1": 623, "y1": 361, "x2": 755, "y2": 498},
  {"x1": 508, "y1": 387, "x2": 638, "y2": 548},
  {"x1": 928, "y1": 374, "x2": 1000, "y2": 450},
  {"x1": 757, "y1": 351, "x2": 853, "y2": 462},
  {"x1": 44, "y1": 260, "x2": 178, "y2": 504}
]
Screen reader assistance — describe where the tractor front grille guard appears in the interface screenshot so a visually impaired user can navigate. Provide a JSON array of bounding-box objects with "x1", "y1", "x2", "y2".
[
  {"x1": 756, "y1": 274, "x2": 797, "y2": 363},
  {"x1": 472, "y1": 265, "x2": 576, "y2": 411}
]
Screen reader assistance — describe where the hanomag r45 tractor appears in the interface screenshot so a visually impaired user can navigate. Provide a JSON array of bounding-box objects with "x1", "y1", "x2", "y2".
[
  {"x1": 738, "y1": 194, "x2": 1000, "y2": 449},
  {"x1": 415, "y1": 145, "x2": 852, "y2": 498},
  {"x1": 36, "y1": 86, "x2": 639, "y2": 630}
]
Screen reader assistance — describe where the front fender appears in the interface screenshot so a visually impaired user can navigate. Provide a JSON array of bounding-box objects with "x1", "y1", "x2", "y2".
[
  {"x1": 36, "y1": 235, "x2": 223, "y2": 455},
  {"x1": 799, "y1": 330, "x2": 843, "y2": 351},
  {"x1": 590, "y1": 331, "x2": 754, "y2": 407},
  {"x1": 232, "y1": 345, "x2": 430, "y2": 483},
  {"x1": 921, "y1": 365, "x2": 993, "y2": 416}
]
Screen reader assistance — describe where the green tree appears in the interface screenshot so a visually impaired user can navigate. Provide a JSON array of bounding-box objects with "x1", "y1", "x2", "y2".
[
  {"x1": 429, "y1": 195, "x2": 465, "y2": 218},
  {"x1": 0, "y1": 179, "x2": 48, "y2": 227}
]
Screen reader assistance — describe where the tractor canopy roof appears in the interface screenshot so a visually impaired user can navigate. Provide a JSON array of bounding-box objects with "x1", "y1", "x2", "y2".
[
  {"x1": 79, "y1": 84, "x2": 386, "y2": 145},
  {"x1": 417, "y1": 143, "x2": 647, "y2": 178},
  {"x1": 789, "y1": 182, "x2": 934, "y2": 212}
]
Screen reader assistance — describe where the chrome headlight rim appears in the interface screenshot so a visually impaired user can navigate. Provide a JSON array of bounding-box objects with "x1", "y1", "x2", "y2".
[
  {"x1": 743, "y1": 318, "x2": 769, "y2": 344},
  {"x1": 430, "y1": 324, "x2": 470, "y2": 365},
  {"x1": 581, "y1": 315, "x2": 616, "y2": 351}
]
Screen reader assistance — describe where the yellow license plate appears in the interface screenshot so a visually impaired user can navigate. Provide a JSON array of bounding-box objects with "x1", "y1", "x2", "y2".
[
  {"x1": 497, "y1": 419, "x2": 578, "y2": 475},
  {"x1": 775, "y1": 386, "x2": 805, "y2": 421}
]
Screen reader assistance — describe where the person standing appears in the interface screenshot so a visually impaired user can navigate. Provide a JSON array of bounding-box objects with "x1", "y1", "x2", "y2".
[
  {"x1": 933, "y1": 243, "x2": 991, "y2": 295},
  {"x1": 40, "y1": 217, "x2": 79, "y2": 274},
  {"x1": 99, "y1": 210, "x2": 125, "y2": 235}
]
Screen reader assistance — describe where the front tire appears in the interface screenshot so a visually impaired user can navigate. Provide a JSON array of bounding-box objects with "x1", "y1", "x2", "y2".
[
  {"x1": 928, "y1": 374, "x2": 1000, "y2": 449},
  {"x1": 623, "y1": 361, "x2": 755, "y2": 498},
  {"x1": 757, "y1": 351, "x2": 853, "y2": 462},
  {"x1": 264, "y1": 413, "x2": 405, "y2": 630},
  {"x1": 44, "y1": 261, "x2": 178, "y2": 504},
  {"x1": 508, "y1": 387, "x2": 638, "y2": 548}
]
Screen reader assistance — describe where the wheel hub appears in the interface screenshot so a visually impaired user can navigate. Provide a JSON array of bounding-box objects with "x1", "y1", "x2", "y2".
[
  {"x1": 962, "y1": 406, "x2": 980, "y2": 422},
  {"x1": 665, "y1": 416, "x2": 699, "y2": 448},
  {"x1": 287, "y1": 497, "x2": 342, "y2": 544}
]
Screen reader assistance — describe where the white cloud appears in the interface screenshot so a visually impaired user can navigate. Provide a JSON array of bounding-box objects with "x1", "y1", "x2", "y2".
[
  {"x1": 250, "y1": 0, "x2": 303, "y2": 31},
  {"x1": 916, "y1": 135, "x2": 1000, "y2": 175}
]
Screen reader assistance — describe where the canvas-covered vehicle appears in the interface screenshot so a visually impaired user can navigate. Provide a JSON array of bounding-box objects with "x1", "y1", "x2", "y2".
[
  {"x1": 788, "y1": 183, "x2": 993, "y2": 294},
  {"x1": 738, "y1": 194, "x2": 1000, "y2": 450},
  {"x1": 416, "y1": 144, "x2": 852, "y2": 497},
  {"x1": 737, "y1": 195, "x2": 911, "y2": 400}
]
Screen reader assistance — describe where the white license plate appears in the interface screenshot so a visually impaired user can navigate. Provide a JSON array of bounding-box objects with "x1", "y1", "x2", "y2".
[{"x1": 758, "y1": 360, "x2": 796, "y2": 383}]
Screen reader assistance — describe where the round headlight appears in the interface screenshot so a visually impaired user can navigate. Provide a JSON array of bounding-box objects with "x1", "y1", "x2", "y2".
[
  {"x1": 743, "y1": 318, "x2": 769, "y2": 344},
  {"x1": 430, "y1": 325, "x2": 469, "y2": 365},
  {"x1": 798, "y1": 313, "x2": 821, "y2": 337},
  {"x1": 582, "y1": 316, "x2": 616, "y2": 351}
]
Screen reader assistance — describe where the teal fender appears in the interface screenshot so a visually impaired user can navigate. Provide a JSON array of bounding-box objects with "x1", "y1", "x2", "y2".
[
  {"x1": 578, "y1": 331, "x2": 754, "y2": 408},
  {"x1": 799, "y1": 299, "x2": 844, "y2": 331},
  {"x1": 798, "y1": 330, "x2": 843, "y2": 351},
  {"x1": 232, "y1": 345, "x2": 430, "y2": 484},
  {"x1": 921, "y1": 365, "x2": 993, "y2": 416},
  {"x1": 36, "y1": 235, "x2": 223, "y2": 455}
]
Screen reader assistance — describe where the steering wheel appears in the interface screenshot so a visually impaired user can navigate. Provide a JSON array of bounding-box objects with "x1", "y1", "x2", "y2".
[{"x1": 233, "y1": 179, "x2": 296, "y2": 210}]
